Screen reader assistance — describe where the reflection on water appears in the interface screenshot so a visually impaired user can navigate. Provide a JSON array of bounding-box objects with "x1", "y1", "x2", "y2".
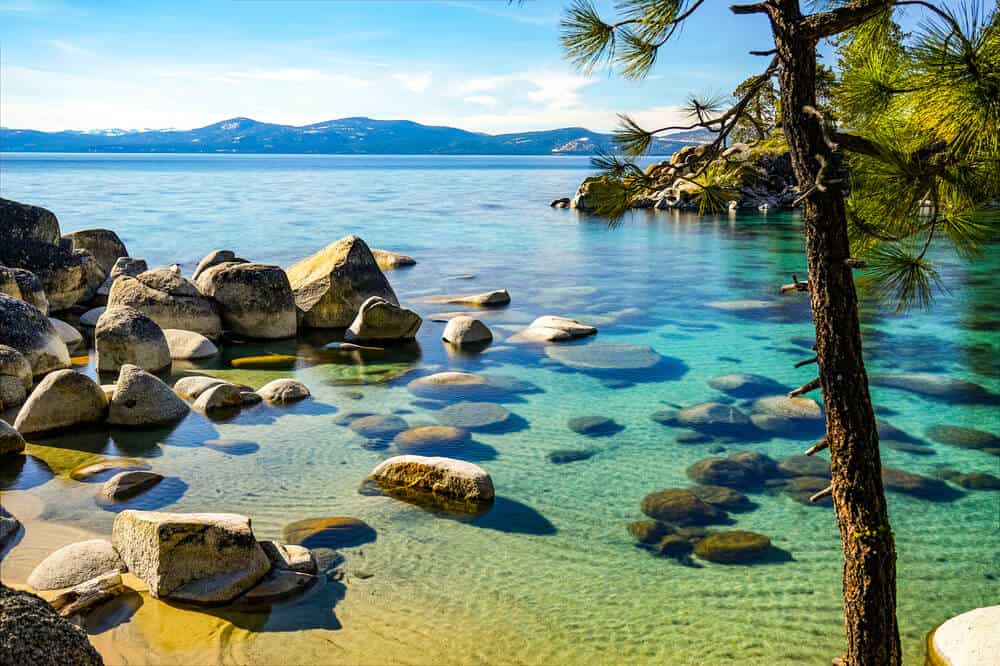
[{"x1": 0, "y1": 154, "x2": 998, "y2": 665}]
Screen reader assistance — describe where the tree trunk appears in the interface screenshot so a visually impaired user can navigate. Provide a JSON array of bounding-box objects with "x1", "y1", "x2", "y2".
[{"x1": 770, "y1": 1, "x2": 902, "y2": 664}]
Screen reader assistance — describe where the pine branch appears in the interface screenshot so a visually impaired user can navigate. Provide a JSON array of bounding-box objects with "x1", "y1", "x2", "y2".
[{"x1": 803, "y1": 1, "x2": 896, "y2": 40}]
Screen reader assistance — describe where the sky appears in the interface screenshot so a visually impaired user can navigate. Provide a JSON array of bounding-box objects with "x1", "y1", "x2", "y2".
[{"x1": 2, "y1": 0, "x2": 784, "y2": 134}]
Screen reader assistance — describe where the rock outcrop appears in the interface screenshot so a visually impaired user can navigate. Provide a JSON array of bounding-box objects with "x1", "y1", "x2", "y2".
[
  {"x1": 108, "y1": 364, "x2": 190, "y2": 427},
  {"x1": 0, "y1": 239, "x2": 105, "y2": 311},
  {"x1": 194, "y1": 260, "x2": 297, "y2": 339},
  {"x1": 107, "y1": 269, "x2": 221, "y2": 339},
  {"x1": 0, "y1": 293, "x2": 71, "y2": 377},
  {"x1": 111, "y1": 510, "x2": 270, "y2": 604},
  {"x1": 0, "y1": 344, "x2": 33, "y2": 409},
  {"x1": 0, "y1": 582, "x2": 104, "y2": 666},
  {"x1": 13, "y1": 369, "x2": 108, "y2": 436},
  {"x1": 95, "y1": 306, "x2": 171, "y2": 374},
  {"x1": 513, "y1": 315, "x2": 597, "y2": 343},
  {"x1": 9, "y1": 268, "x2": 49, "y2": 314},
  {"x1": 0, "y1": 419, "x2": 26, "y2": 456},
  {"x1": 62, "y1": 228, "x2": 128, "y2": 275},
  {"x1": 286, "y1": 236, "x2": 398, "y2": 328},
  {"x1": 345, "y1": 296, "x2": 422, "y2": 342},
  {"x1": 0, "y1": 197, "x2": 61, "y2": 243}
]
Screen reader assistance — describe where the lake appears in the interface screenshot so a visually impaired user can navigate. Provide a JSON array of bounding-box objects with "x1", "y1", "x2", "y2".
[{"x1": 1, "y1": 153, "x2": 997, "y2": 665}]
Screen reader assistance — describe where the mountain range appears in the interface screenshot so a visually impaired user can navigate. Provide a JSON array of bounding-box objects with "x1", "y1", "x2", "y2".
[{"x1": 0, "y1": 117, "x2": 709, "y2": 155}]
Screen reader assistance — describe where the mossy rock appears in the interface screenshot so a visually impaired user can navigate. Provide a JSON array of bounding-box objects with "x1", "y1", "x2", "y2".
[
  {"x1": 627, "y1": 520, "x2": 673, "y2": 545},
  {"x1": 694, "y1": 530, "x2": 772, "y2": 564},
  {"x1": 640, "y1": 488, "x2": 727, "y2": 526}
]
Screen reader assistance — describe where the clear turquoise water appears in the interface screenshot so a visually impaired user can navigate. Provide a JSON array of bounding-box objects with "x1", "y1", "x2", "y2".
[{"x1": 1, "y1": 154, "x2": 997, "y2": 665}]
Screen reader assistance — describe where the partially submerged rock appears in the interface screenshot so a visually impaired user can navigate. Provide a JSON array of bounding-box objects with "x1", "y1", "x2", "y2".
[
  {"x1": 194, "y1": 261, "x2": 297, "y2": 339},
  {"x1": 162, "y1": 329, "x2": 218, "y2": 360},
  {"x1": 107, "y1": 270, "x2": 221, "y2": 339},
  {"x1": 257, "y1": 378, "x2": 310, "y2": 404},
  {"x1": 13, "y1": 369, "x2": 108, "y2": 436},
  {"x1": 95, "y1": 306, "x2": 171, "y2": 374},
  {"x1": 515, "y1": 315, "x2": 597, "y2": 343},
  {"x1": 99, "y1": 470, "x2": 164, "y2": 502},
  {"x1": 0, "y1": 419, "x2": 26, "y2": 456},
  {"x1": 0, "y1": 293, "x2": 71, "y2": 377},
  {"x1": 192, "y1": 382, "x2": 243, "y2": 413},
  {"x1": 421, "y1": 289, "x2": 510, "y2": 307},
  {"x1": 371, "y1": 454, "x2": 495, "y2": 503},
  {"x1": 436, "y1": 402, "x2": 510, "y2": 430},
  {"x1": 286, "y1": 235, "x2": 398, "y2": 328},
  {"x1": 48, "y1": 572, "x2": 126, "y2": 620},
  {"x1": 259, "y1": 541, "x2": 318, "y2": 575},
  {"x1": 282, "y1": 517, "x2": 375, "y2": 549},
  {"x1": 345, "y1": 296, "x2": 422, "y2": 342},
  {"x1": 173, "y1": 375, "x2": 228, "y2": 400},
  {"x1": 27, "y1": 539, "x2": 126, "y2": 591},
  {"x1": 0, "y1": 582, "x2": 104, "y2": 665},
  {"x1": 442, "y1": 315, "x2": 492, "y2": 346},
  {"x1": 371, "y1": 248, "x2": 416, "y2": 270},
  {"x1": 394, "y1": 425, "x2": 470, "y2": 453},
  {"x1": 927, "y1": 605, "x2": 1000, "y2": 666},
  {"x1": 111, "y1": 510, "x2": 270, "y2": 604}
]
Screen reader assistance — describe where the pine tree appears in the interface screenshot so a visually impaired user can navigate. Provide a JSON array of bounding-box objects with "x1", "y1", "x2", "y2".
[{"x1": 559, "y1": 1, "x2": 999, "y2": 664}]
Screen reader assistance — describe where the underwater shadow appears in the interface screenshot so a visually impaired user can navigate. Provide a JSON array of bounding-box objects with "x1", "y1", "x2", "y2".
[
  {"x1": 83, "y1": 589, "x2": 144, "y2": 634},
  {"x1": 97, "y1": 477, "x2": 189, "y2": 513},
  {"x1": 0, "y1": 454, "x2": 54, "y2": 491},
  {"x1": 469, "y1": 496, "x2": 558, "y2": 536},
  {"x1": 190, "y1": 577, "x2": 346, "y2": 632}
]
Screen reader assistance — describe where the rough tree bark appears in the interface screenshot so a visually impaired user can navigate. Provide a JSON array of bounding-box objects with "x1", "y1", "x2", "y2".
[{"x1": 769, "y1": 0, "x2": 902, "y2": 664}]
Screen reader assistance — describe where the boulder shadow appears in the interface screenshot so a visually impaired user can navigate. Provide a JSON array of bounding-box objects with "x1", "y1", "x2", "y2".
[
  {"x1": 469, "y1": 496, "x2": 558, "y2": 536},
  {"x1": 83, "y1": 589, "x2": 144, "y2": 634},
  {"x1": 0, "y1": 454, "x2": 53, "y2": 490},
  {"x1": 97, "y1": 477, "x2": 189, "y2": 513}
]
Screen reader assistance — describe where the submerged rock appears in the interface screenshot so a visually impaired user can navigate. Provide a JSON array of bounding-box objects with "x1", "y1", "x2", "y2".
[
  {"x1": 871, "y1": 373, "x2": 997, "y2": 403},
  {"x1": 345, "y1": 296, "x2": 422, "y2": 342},
  {"x1": 707, "y1": 373, "x2": 787, "y2": 398},
  {"x1": 108, "y1": 364, "x2": 189, "y2": 426},
  {"x1": 407, "y1": 371, "x2": 490, "y2": 399},
  {"x1": 925, "y1": 425, "x2": 1000, "y2": 450},
  {"x1": 282, "y1": 517, "x2": 375, "y2": 549},
  {"x1": 0, "y1": 293, "x2": 71, "y2": 377},
  {"x1": 14, "y1": 369, "x2": 107, "y2": 436},
  {"x1": 547, "y1": 449, "x2": 595, "y2": 464},
  {"x1": 348, "y1": 414, "x2": 409, "y2": 441},
  {"x1": 693, "y1": 530, "x2": 772, "y2": 563},
  {"x1": 544, "y1": 342, "x2": 662, "y2": 371},
  {"x1": 194, "y1": 261, "x2": 297, "y2": 339},
  {"x1": 442, "y1": 315, "x2": 493, "y2": 346},
  {"x1": 690, "y1": 485, "x2": 754, "y2": 512},
  {"x1": 394, "y1": 425, "x2": 470, "y2": 453},
  {"x1": 567, "y1": 415, "x2": 622, "y2": 437},
  {"x1": 778, "y1": 455, "x2": 830, "y2": 478},
  {"x1": 95, "y1": 306, "x2": 171, "y2": 374},
  {"x1": 686, "y1": 452, "x2": 779, "y2": 489},
  {"x1": 27, "y1": 539, "x2": 126, "y2": 591},
  {"x1": 672, "y1": 402, "x2": 754, "y2": 437},
  {"x1": 0, "y1": 582, "x2": 104, "y2": 666},
  {"x1": 257, "y1": 378, "x2": 310, "y2": 404},
  {"x1": 627, "y1": 519, "x2": 674, "y2": 545},
  {"x1": 436, "y1": 401, "x2": 510, "y2": 430},
  {"x1": 107, "y1": 270, "x2": 221, "y2": 339},
  {"x1": 371, "y1": 454, "x2": 495, "y2": 503},
  {"x1": 882, "y1": 467, "x2": 961, "y2": 500},
  {"x1": 286, "y1": 235, "x2": 398, "y2": 328},
  {"x1": 640, "y1": 488, "x2": 727, "y2": 526},
  {"x1": 784, "y1": 476, "x2": 834, "y2": 506},
  {"x1": 111, "y1": 510, "x2": 270, "y2": 604}
]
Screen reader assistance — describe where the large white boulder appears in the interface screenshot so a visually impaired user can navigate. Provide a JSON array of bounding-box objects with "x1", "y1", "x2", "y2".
[
  {"x1": 371, "y1": 455, "x2": 494, "y2": 503},
  {"x1": 928, "y1": 605, "x2": 1000, "y2": 666},
  {"x1": 345, "y1": 296, "x2": 421, "y2": 342},
  {"x1": 95, "y1": 306, "x2": 171, "y2": 374},
  {"x1": 111, "y1": 510, "x2": 270, "y2": 604},
  {"x1": 27, "y1": 539, "x2": 126, "y2": 591},
  {"x1": 108, "y1": 364, "x2": 189, "y2": 427},
  {"x1": 107, "y1": 269, "x2": 221, "y2": 339},
  {"x1": 194, "y1": 261, "x2": 297, "y2": 339}
]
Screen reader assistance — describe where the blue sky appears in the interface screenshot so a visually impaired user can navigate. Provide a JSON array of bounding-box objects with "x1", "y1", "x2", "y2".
[{"x1": 3, "y1": 1, "x2": 783, "y2": 133}]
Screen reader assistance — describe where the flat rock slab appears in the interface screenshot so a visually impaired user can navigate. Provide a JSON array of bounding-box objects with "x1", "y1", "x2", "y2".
[{"x1": 419, "y1": 289, "x2": 510, "y2": 307}]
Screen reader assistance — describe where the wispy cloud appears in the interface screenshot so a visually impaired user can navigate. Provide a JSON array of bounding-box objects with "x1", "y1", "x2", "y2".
[
  {"x1": 463, "y1": 95, "x2": 498, "y2": 107},
  {"x1": 439, "y1": 1, "x2": 558, "y2": 26},
  {"x1": 393, "y1": 71, "x2": 432, "y2": 93},
  {"x1": 47, "y1": 39, "x2": 93, "y2": 57}
]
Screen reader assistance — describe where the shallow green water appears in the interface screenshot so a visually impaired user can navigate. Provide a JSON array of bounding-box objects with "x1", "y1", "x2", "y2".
[{"x1": 1, "y1": 154, "x2": 998, "y2": 664}]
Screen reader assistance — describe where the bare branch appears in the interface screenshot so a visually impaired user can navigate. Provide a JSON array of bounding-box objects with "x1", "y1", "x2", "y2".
[
  {"x1": 749, "y1": 48, "x2": 777, "y2": 56},
  {"x1": 805, "y1": 439, "x2": 829, "y2": 456},
  {"x1": 789, "y1": 377, "x2": 822, "y2": 397},
  {"x1": 795, "y1": 355, "x2": 819, "y2": 368},
  {"x1": 810, "y1": 484, "x2": 834, "y2": 503},
  {"x1": 730, "y1": 3, "x2": 770, "y2": 16}
]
